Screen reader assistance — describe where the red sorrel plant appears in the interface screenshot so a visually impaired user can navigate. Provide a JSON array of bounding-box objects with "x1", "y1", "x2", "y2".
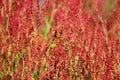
[{"x1": 0, "y1": 0, "x2": 120, "y2": 80}]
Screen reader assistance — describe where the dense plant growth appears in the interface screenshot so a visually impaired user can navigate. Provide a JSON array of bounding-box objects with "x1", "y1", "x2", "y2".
[{"x1": 0, "y1": 0, "x2": 120, "y2": 80}]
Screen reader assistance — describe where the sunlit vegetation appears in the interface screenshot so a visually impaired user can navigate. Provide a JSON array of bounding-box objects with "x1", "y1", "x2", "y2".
[{"x1": 0, "y1": 0, "x2": 120, "y2": 80}]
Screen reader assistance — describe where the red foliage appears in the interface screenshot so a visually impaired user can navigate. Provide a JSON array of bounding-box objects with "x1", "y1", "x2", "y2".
[{"x1": 0, "y1": 0, "x2": 120, "y2": 80}]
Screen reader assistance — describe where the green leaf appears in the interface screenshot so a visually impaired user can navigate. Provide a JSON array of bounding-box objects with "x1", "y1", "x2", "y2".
[
  {"x1": 0, "y1": 70, "x2": 3, "y2": 80},
  {"x1": 19, "y1": 52, "x2": 24, "y2": 59},
  {"x1": 2, "y1": 59, "x2": 6, "y2": 67},
  {"x1": 8, "y1": 51, "x2": 11, "y2": 57},
  {"x1": 74, "y1": 56, "x2": 78, "y2": 67},
  {"x1": 41, "y1": 8, "x2": 56, "y2": 39},
  {"x1": 39, "y1": 58, "x2": 46, "y2": 73},
  {"x1": 0, "y1": 75, "x2": 3, "y2": 80},
  {"x1": 13, "y1": 54, "x2": 19, "y2": 71},
  {"x1": 39, "y1": 66, "x2": 45, "y2": 73},
  {"x1": 21, "y1": 60, "x2": 25, "y2": 79},
  {"x1": 106, "y1": 0, "x2": 115, "y2": 12},
  {"x1": 76, "y1": 77, "x2": 81, "y2": 80},
  {"x1": 51, "y1": 40, "x2": 56, "y2": 49},
  {"x1": 118, "y1": 7, "x2": 120, "y2": 13}
]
